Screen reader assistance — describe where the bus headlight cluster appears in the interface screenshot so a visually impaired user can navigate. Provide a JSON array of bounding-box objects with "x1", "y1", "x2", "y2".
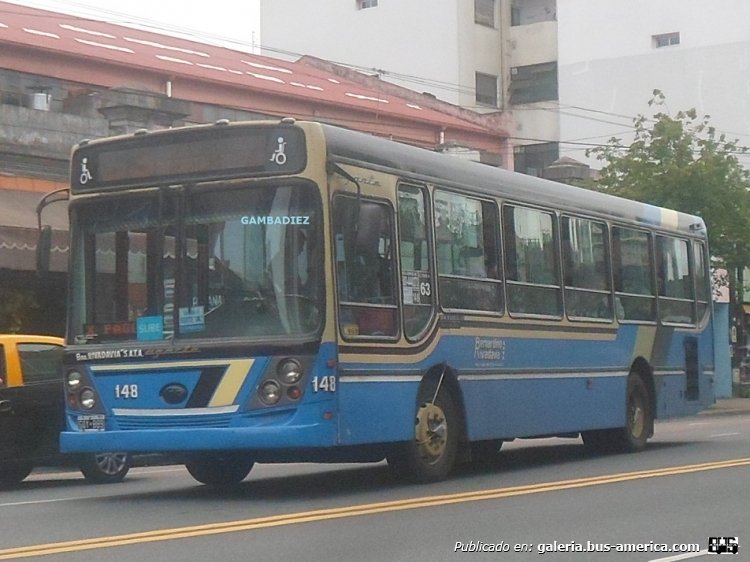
[
  {"x1": 278, "y1": 359, "x2": 302, "y2": 384},
  {"x1": 67, "y1": 370, "x2": 83, "y2": 391},
  {"x1": 65, "y1": 369, "x2": 100, "y2": 411},
  {"x1": 259, "y1": 380, "x2": 281, "y2": 405},
  {"x1": 256, "y1": 358, "x2": 306, "y2": 406},
  {"x1": 79, "y1": 388, "x2": 97, "y2": 409}
]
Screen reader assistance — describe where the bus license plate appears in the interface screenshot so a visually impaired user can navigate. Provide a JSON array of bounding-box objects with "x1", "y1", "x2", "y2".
[{"x1": 77, "y1": 414, "x2": 105, "y2": 432}]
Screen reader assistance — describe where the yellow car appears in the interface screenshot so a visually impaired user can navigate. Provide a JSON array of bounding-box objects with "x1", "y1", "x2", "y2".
[{"x1": 0, "y1": 335, "x2": 130, "y2": 486}]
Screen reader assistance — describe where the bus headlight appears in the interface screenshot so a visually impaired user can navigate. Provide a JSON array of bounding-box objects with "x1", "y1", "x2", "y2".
[
  {"x1": 259, "y1": 381, "x2": 281, "y2": 405},
  {"x1": 79, "y1": 388, "x2": 97, "y2": 410},
  {"x1": 278, "y1": 359, "x2": 303, "y2": 384},
  {"x1": 67, "y1": 370, "x2": 83, "y2": 391}
]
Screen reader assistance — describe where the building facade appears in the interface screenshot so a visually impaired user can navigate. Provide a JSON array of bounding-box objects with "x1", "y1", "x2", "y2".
[
  {"x1": 261, "y1": 0, "x2": 559, "y2": 174},
  {"x1": 0, "y1": 0, "x2": 508, "y2": 334}
]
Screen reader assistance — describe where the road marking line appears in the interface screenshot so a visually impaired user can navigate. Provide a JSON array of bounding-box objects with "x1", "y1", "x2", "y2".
[
  {"x1": 0, "y1": 497, "x2": 91, "y2": 508},
  {"x1": 1, "y1": 457, "x2": 749, "y2": 560},
  {"x1": 708, "y1": 432, "x2": 740, "y2": 438},
  {"x1": 649, "y1": 549, "x2": 709, "y2": 561}
]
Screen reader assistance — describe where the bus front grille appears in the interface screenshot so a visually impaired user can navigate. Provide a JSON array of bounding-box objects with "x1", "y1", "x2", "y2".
[{"x1": 115, "y1": 414, "x2": 233, "y2": 430}]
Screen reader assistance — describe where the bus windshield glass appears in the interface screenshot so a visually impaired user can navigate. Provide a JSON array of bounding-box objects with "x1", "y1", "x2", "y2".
[{"x1": 68, "y1": 182, "x2": 322, "y2": 344}]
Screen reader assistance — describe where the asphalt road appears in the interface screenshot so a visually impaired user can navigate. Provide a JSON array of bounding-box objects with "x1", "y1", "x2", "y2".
[{"x1": 1, "y1": 412, "x2": 748, "y2": 562}]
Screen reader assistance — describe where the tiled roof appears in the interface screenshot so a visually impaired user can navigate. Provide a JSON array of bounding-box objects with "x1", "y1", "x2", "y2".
[{"x1": 0, "y1": 1, "x2": 497, "y2": 136}]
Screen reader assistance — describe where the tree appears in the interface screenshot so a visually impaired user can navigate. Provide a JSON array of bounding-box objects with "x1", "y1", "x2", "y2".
[{"x1": 584, "y1": 90, "x2": 750, "y2": 273}]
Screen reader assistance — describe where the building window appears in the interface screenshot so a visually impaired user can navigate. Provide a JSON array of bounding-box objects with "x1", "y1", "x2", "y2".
[
  {"x1": 511, "y1": 0, "x2": 556, "y2": 26},
  {"x1": 510, "y1": 62, "x2": 558, "y2": 104},
  {"x1": 474, "y1": 0, "x2": 495, "y2": 27},
  {"x1": 475, "y1": 72, "x2": 498, "y2": 107},
  {"x1": 357, "y1": 0, "x2": 378, "y2": 9},
  {"x1": 653, "y1": 32, "x2": 680, "y2": 48}
]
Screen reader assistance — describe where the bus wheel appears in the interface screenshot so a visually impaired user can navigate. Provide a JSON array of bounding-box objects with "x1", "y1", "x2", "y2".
[
  {"x1": 185, "y1": 454, "x2": 254, "y2": 486},
  {"x1": 388, "y1": 382, "x2": 458, "y2": 483},
  {"x1": 618, "y1": 375, "x2": 652, "y2": 451},
  {"x1": 0, "y1": 461, "x2": 33, "y2": 487},
  {"x1": 80, "y1": 452, "x2": 131, "y2": 484},
  {"x1": 582, "y1": 375, "x2": 652, "y2": 453}
]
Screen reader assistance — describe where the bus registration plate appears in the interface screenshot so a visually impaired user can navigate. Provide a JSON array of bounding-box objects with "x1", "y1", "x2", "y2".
[{"x1": 77, "y1": 414, "x2": 105, "y2": 432}]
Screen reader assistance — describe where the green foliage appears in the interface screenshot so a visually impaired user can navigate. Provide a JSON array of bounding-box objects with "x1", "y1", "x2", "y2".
[{"x1": 585, "y1": 90, "x2": 750, "y2": 270}]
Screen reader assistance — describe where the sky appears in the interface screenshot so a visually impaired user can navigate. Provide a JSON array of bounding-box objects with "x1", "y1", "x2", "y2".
[{"x1": 4, "y1": 0, "x2": 262, "y2": 52}]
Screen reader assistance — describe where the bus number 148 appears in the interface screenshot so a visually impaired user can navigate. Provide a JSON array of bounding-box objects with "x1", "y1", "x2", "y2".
[
  {"x1": 115, "y1": 384, "x2": 139, "y2": 399},
  {"x1": 312, "y1": 376, "x2": 336, "y2": 393}
]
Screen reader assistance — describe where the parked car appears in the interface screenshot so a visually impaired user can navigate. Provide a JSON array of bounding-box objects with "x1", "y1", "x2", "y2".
[{"x1": 0, "y1": 334, "x2": 130, "y2": 486}]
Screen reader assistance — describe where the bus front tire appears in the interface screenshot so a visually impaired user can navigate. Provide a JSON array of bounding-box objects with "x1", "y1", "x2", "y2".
[
  {"x1": 388, "y1": 382, "x2": 459, "y2": 483},
  {"x1": 79, "y1": 452, "x2": 131, "y2": 484},
  {"x1": 583, "y1": 375, "x2": 653, "y2": 453},
  {"x1": 185, "y1": 453, "x2": 254, "y2": 486}
]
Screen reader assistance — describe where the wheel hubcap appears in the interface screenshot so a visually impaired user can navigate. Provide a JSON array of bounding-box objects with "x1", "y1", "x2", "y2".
[
  {"x1": 628, "y1": 396, "x2": 644, "y2": 438},
  {"x1": 94, "y1": 453, "x2": 127, "y2": 475},
  {"x1": 415, "y1": 402, "x2": 447, "y2": 463}
]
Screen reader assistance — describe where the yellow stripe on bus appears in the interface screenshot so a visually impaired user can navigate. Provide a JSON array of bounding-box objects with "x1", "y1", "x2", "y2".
[
  {"x1": 631, "y1": 325, "x2": 657, "y2": 363},
  {"x1": 208, "y1": 359, "x2": 254, "y2": 407}
]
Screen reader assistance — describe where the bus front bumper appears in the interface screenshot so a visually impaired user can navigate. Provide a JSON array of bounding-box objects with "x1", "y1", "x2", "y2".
[{"x1": 60, "y1": 423, "x2": 337, "y2": 453}]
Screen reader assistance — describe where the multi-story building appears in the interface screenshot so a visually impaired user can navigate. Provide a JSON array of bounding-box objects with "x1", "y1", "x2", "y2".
[
  {"x1": 261, "y1": 0, "x2": 559, "y2": 174},
  {"x1": 261, "y1": 0, "x2": 750, "y2": 176}
]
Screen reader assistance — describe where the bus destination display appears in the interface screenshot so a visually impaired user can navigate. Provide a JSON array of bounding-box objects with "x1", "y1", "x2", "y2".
[{"x1": 71, "y1": 125, "x2": 306, "y2": 192}]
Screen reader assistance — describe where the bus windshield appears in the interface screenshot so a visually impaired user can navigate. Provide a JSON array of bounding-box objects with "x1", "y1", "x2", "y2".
[{"x1": 68, "y1": 182, "x2": 323, "y2": 344}]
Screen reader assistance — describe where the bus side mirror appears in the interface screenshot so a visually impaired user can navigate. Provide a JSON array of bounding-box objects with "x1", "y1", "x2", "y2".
[{"x1": 37, "y1": 225, "x2": 52, "y2": 278}]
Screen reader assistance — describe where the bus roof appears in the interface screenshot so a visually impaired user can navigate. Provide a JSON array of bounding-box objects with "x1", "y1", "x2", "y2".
[{"x1": 319, "y1": 122, "x2": 706, "y2": 238}]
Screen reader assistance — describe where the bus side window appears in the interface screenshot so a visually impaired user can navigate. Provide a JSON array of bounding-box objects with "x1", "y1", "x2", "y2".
[
  {"x1": 434, "y1": 190, "x2": 502, "y2": 314},
  {"x1": 333, "y1": 196, "x2": 398, "y2": 338},
  {"x1": 503, "y1": 204, "x2": 561, "y2": 317},
  {"x1": 694, "y1": 242, "x2": 709, "y2": 320},
  {"x1": 612, "y1": 226, "x2": 656, "y2": 322},
  {"x1": 656, "y1": 235, "x2": 694, "y2": 324},
  {"x1": 562, "y1": 216, "x2": 612, "y2": 321}
]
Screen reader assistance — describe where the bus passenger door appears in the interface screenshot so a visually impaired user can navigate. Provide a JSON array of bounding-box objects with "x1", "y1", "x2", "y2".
[{"x1": 398, "y1": 184, "x2": 436, "y2": 340}]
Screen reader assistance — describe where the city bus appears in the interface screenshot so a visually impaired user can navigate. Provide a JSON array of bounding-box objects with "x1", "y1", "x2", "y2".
[{"x1": 58, "y1": 118, "x2": 715, "y2": 485}]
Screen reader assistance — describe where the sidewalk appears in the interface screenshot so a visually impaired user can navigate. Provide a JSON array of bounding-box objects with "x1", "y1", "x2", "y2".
[{"x1": 699, "y1": 397, "x2": 750, "y2": 416}]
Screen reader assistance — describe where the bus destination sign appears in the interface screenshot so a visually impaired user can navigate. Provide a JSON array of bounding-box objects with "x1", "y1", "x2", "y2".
[{"x1": 71, "y1": 125, "x2": 306, "y2": 193}]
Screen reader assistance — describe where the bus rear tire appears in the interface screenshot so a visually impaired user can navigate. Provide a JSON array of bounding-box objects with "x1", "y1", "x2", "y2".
[
  {"x1": 387, "y1": 381, "x2": 458, "y2": 483},
  {"x1": 583, "y1": 375, "x2": 652, "y2": 453},
  {"x1": 185, "y1": 453, "x2": 254, "y2": 486}
]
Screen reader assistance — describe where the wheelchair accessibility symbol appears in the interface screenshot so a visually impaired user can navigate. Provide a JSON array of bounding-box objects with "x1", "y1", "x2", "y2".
[
  {"x1": 269, "y1": 136, "x2": 287, "y2": 165},
  {"x1": 79, "y1": 157, "x2": 93, "y2": 184}
]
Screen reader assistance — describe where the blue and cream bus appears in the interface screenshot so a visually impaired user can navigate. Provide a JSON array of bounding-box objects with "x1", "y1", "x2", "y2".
[{"x1": 58, "y1": 118, "x2": 714, "y2": 485}]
